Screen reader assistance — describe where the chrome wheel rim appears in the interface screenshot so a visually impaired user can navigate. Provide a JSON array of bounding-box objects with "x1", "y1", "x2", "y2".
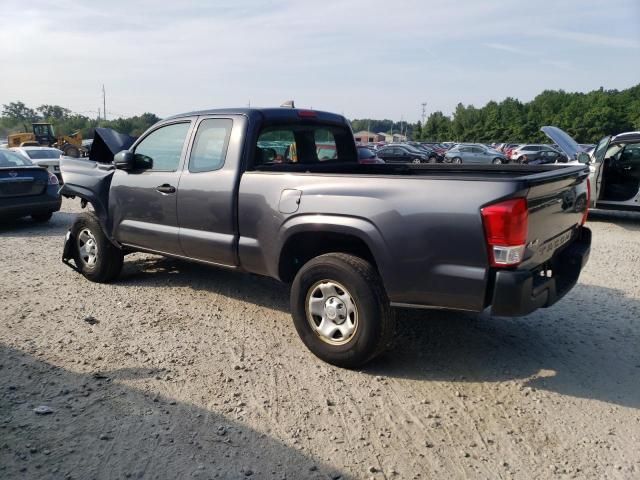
[
  {"x1": 412, "y1": 158, "x2": 421, "y2": 164},
  {"x1": 77, "y1": 228, "x2": 98, "y2": 266},
  {"x1": 306, "y1": 280, "x2": 358, "y2": 345}
]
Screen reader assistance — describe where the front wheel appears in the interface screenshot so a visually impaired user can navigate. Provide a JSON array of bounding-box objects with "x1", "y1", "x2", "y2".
[
  {"x1": 70, "y1": 212, "x2": 123, "y2": 283},
  {"x1": 451, "y1": 157, "x2": 462, "y2": 164},
  {"x1": 411, "y1": 158, "x2": 422, "y2": 164},
  {"x1": 492, "y1": 158, "x2": 503, "y2": 164},
  {"x1": 290, "y1": 253, "x2": 396, "y2": 368}
]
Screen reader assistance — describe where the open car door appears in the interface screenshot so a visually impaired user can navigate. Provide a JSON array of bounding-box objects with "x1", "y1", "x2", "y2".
[{"x1": 590, "y1": 135, "x2": 611, "y2": 206}]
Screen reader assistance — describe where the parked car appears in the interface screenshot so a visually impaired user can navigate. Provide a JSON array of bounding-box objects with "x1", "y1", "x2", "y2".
[
  {"x1": 11, "y1": 146, "x2": 64, "y2": 183},
  {"x1": 376, "y1": 144, "x2": 435, "y2": 163},
  {"x1": 410, "y1": 143, "x2": 443, "y2": 162},
  {"x1": 520, "y1": 149, "x2": 568, "y2": 165},
  {"x1": 60, "y1": 106, "x2": 591, "y2": 367},
  {"x1": 510, "y1": 144, "x2": 558, "y2": 163},
  {"x1": 0, "y1": 148, "x2": 61, "y2": 222},
  {"x1": 543, "y1": 126, "x2": 640, "y2": 211},
  {"x1": 356, "y1": 146, "x2": 385, "y2": 164},
  {"x1": 444, "y1": 144, "x2": 507, "y2": 164}
]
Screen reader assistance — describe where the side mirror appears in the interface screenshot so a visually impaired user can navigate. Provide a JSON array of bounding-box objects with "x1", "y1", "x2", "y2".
[
  {"x1": 576, "y1": 152, "x2": 590, "y2": 164},
  {"x1": 114, "y1": 150, "x2": 134, "y2": 170}
]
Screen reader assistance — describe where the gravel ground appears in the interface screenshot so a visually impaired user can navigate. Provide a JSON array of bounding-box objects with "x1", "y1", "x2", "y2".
[{"x1": 1, "y1": 199, "x2": 639, "y2": 480}]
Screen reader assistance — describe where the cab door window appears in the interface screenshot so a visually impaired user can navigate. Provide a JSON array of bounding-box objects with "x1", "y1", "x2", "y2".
[
  {"x1": 134, "y1": 122, "x2": 191, "y2": 171},
  {"x1": 188, "y1": 119, "x2": 233, "y2": 172}
]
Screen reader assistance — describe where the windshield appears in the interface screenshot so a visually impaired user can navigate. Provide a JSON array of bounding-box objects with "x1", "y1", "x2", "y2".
[
  {"x1": 26, "y1": 149, "x2": 61, "y2": 160},
  {"x1": 0, "y1": 150, "x2": 33, "y2": 167}
]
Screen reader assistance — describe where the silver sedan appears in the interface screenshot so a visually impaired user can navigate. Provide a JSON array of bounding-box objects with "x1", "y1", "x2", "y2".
[{"x1": 445, "y1": 145, "x2": 507, "y2": 164}]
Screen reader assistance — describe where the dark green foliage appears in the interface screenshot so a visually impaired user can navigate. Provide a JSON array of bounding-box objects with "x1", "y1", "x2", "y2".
[
  {"x1": 353, "y1": 83, "x2": 640, "y2": 143},
  {"x1": 0, "y1": 103, "x2": 161, "y2": 140}
]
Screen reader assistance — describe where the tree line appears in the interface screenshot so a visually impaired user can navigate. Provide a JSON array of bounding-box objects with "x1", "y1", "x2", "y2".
[
  {"x1": 0, "y1": 101, "x2": 160, "y2": 140},
  {"x1": 351, "y1": 83, "x2": 640, "y2": 144},
  {"x1": 3, "y1": 83, "x2": 638, "y2": 144}
]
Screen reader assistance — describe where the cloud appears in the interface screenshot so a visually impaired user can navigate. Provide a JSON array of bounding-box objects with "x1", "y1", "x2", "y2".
[
  {"x1": 534, "y1": 28, "x2": 640, "y2": 49},
  {"x1": 0, "y1": 0, "x2": 638, "y2": 120},
  {"x1": 484, "y1": 43, "x2": 533, "y2": 56}
]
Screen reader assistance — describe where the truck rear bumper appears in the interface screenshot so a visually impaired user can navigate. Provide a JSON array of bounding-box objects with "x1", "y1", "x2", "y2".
[{"x1": 490, "y1": 227, "x2": 591, "y2": 317}]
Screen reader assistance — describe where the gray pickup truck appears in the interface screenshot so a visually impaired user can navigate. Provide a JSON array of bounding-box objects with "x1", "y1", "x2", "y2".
[{"x1": 60, "y1": 107, "x2": 591, "y2": 367}]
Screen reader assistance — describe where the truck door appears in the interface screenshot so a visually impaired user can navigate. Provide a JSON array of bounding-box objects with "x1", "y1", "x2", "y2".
[
  {"x1": 177, "y1": 117, "x2": 239, "y2": 266},
  {"x1": 109, "y1": 120, "x2": 193, "y2": 255},
  {"x1": 591, "y1": 135, "x2": 611, "y2": 205}
]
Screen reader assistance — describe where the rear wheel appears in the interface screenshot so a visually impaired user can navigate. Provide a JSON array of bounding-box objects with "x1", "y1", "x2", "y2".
[
  {"x1": 70, "y1": 212, "x2": 123, "y2": 283},
  {"x1": 31, "y1": 212, "x2": 53, "y2": 223},
  {"x1": 290, "y1": 253, "x2": 396, "y2": 368},
  {"x1": 428, "y1": 156, "x2": 437, "y2": 163},
  {"x1": 412, "y1": 158, "x2": 422, "y2": 164},
  {"x1": 492, "y1": 158, "x2": 503, "y2": 164}
]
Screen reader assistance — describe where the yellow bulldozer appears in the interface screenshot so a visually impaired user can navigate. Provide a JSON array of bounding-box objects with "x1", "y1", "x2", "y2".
[{"x1": 7, "y1": 122, "x2": 86, "y2": 157}]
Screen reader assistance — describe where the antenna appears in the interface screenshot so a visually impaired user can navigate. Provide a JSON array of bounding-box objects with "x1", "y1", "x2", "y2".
[{"x1": 102, "y1": 85, "x2": 106, "y2": 120}]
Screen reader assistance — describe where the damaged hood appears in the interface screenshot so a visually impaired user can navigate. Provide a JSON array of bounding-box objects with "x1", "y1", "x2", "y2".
[
  {"x1": 540, "y1": 126, "x2": 583, "y2": 160},
  {"x1": 90, "y1": 128, "x2": 137, "y2": 163}
]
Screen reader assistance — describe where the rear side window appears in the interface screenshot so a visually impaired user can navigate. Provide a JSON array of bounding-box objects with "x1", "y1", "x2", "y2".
[
  {"x1": 189, "y1": 119, "x2": 232, "y2": 173},
  {"x1": 134, "y1": 122, "x2": 191, "y2": 171},
  {"x1": 255, "y1": 124, "x2": 356, "y2": 167}
]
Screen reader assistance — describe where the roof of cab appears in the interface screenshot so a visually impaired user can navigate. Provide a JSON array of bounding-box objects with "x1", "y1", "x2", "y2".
[{"x1": 164, "y1": 107, "x2": 348, "y2": 124}]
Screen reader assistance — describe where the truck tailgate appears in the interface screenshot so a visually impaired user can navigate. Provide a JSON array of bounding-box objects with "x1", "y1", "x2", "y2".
[{"x1": 521, "y1": 166, "x2": 589, "y2": 269}]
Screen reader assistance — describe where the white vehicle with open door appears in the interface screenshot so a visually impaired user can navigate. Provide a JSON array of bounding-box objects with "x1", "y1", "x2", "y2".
[{"x1": 541, "y1": 126, "x2": 640, "y2": 211}]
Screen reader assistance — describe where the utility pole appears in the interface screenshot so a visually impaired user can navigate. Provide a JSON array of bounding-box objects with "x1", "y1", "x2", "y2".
[
  {"x1": 102, "y1": 85, "x2": 106, "y2": 120},
  {"x1": 421, "y1": 102, "x2": 427, "y2": 123}
]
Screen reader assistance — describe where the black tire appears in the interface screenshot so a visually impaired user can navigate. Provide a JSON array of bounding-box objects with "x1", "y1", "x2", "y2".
[
  {"x1": 70, "y1": 212, "x2": 123, "y2": 283},
  {"x1": 428, "y1": 156, "x2": 437, "y2": 164},
  {"x1": 452, "y1": 157, "x2": 462, "y2": 164},
  {"x1": 63, "y1": 144, "x2": 80, "y2": 158},
  {"x1": 290, "y1": 253, "x2": 396, "y2": 368},
  {"x1": 31, "y1": 212, "x2": 53, "y2": 223},
  {"x1": 492, "y1": 158, "x2": 503, "y2": 164},
  {"x1": 411, "y1": 158, "x2": 422, "y2": 164}
]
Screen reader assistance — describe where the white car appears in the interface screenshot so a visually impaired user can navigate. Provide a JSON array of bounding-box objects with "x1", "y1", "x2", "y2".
[
  {"x1": 11, "y1": 146, "x2": 64, "y2": 183},
  {"x1": 542, "y1": 126, "x2": 640, "y2": 211},
  {"x1": 510, "y1": 144, "x2": 559, "y2": 163}
]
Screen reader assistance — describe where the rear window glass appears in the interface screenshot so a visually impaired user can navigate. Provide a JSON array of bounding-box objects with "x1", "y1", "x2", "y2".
[
  {"x1": 26, "y1": 150, "x2": 61, "y2": 160},
  {"x1": 0, "y1": 150, "x2": 33, "y2": 167},
  {"x1": 255, "y1": 124, "x2": 356, "y2": 167}
]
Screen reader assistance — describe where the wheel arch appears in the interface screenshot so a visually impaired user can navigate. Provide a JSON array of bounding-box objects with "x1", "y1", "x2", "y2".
[{"x1": 277, "y1": 215, "x2": 392, "y2": 284}]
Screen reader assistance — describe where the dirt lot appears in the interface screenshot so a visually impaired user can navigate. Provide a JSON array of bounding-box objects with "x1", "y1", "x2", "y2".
[{"x1": 1, "y1": 199, "x2": 639, "y2": 480}]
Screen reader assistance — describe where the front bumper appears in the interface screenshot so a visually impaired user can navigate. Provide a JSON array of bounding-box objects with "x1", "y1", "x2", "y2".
[{"x1": 490, "y1": 227, "x2": 591, "y2": 316}]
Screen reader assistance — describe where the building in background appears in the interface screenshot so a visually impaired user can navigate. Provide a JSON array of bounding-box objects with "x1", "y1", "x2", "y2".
[{"x1": 353, "y1": 131, "x2": 386, "y2": 144}]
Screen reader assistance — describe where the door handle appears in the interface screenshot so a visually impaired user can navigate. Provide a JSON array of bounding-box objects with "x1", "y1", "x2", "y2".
[{"x1": 156, "y1": 184, "x2": 176, "y2": 194}]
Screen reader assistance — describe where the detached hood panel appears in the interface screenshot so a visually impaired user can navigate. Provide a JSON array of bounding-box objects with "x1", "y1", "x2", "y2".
[{"x1": 90, "y1": 128, "x2": 137, "y2": 163}]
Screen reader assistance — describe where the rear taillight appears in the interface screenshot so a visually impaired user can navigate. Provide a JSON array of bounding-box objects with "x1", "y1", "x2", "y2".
[
  {"x1": 582, "y1": 179, "x2": 590, "y2": 225},
  {"x1": 481, "y1": 198, "x2": 528, "y2": 267},
  {"x1": 48, "y1": 171, "x2": 59, "y2": 185}
]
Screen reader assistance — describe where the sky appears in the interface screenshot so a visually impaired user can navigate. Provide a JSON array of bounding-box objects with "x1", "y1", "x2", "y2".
[{"x1": 1, "y1": 0, "x2": 639, "y2": 122}]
